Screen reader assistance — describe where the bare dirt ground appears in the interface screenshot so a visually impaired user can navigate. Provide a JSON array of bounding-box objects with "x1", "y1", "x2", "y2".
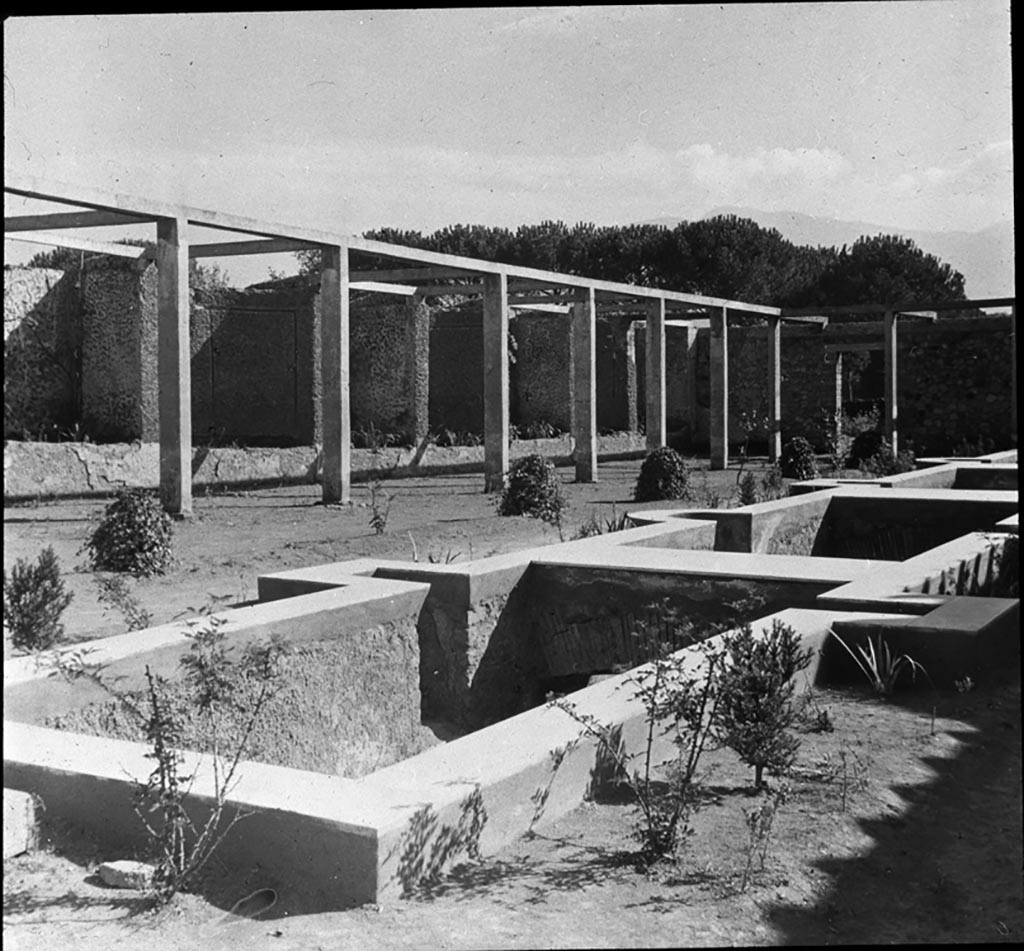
[
  {"x1": 3, "y1": 458, "x2": 749, "y2": 647},
  {"x1": 5, "y1": 457, "x2": 1021, "y2": 948},
  {"x1": 4, "y1": 679, "x2": 1021, "y2": 949}
]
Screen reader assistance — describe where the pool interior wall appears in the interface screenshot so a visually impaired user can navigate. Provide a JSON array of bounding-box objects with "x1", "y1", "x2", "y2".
[{"x1": 3, "y1": 454, "x2": 1019, "y2": 912}]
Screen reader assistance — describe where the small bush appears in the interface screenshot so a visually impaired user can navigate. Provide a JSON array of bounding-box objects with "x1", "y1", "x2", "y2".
[
  {"x1": 779, "y1": 437, "x2": 818, "y2": 481},
  {"x1": 499, "y1": 455, "x2": 567, "y2": 527},
  {"x1": 714, "y1": 619, "x2": 813, "y2": 788},
  {"x1": 736, "y1": 471, "x2": 758, "y2": 506},
  {"x1": 3, "y1": 546, "x2": 74, "y2": 652},
  {"x1": 858, "y1": 439, "x2": 915, "y2": 478},
  {"x1": 85, "y1": 489, "x2": 174, "y2": 577},
  {"x1": 634, "y1": 447, "x2": 690, "y2": 502}
]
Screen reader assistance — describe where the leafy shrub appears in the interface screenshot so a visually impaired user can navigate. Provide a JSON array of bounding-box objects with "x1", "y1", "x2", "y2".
[
  {"x1": 499, "y1": 454, "x2": 567, "y2": 527},
  {"x1": 3, "y1": 546, "x2": 74, "y2": 652},
  {"x1": 85, "y1": 489, "x2": 173, "y2": 577},
  {"x1": 634, "y1": 447, "x2": 690, "y2": 502},
  {"x1": 551, "y1": 626, "x2": 720, "y2": 867},
  {"x1": 779, "y1": 437, "x2": 818, "y2": 481},
  {"x1": 53, "y1": 617, "x2": 289, "y2": 903},
  {"x1": 858, "y1": 439, "x2": 915, "y2": 477},
  {"x1": 714, "y1": 619, "x2": 813, "y2": 788}
]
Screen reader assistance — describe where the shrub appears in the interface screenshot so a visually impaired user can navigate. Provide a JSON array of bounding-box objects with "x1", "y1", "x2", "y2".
[
  {"x1": 736, "y1": 470, "x2": 758, "y2": 506},
  {"x1": 550, "y1": 625, "x2": 720, "y2": 866},
  {"x1": 53, "y1": 617, "x2": 289, "y2": 904},
  {"x1": 858, "y1": 439, "x2": 915, "y2": 478},
  {"x1": 634, "y1": 447, "x2": 690, "y2": 502},
  {"x1": 499, "y1": 454, "x2": 567, "y2": 527},
  {"x1": 3, "y1": 546, "x2": 74, "y2": 652},
  {"x1": 85, "y1": 489, "x2": 174, "y2": 577},
  {"x1": 714, "y1": 619, "x2": 813, "y2": 788},
  {"x1": 779, "y1": 437, "x2": 818, "y2": 481}
]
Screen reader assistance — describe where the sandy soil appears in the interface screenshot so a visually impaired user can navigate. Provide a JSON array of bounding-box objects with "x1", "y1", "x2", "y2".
[
  {"x1": 4, "y1": 679, "x2": 1020, "y2": 949},
  {"x1": 3, "y1": 458, "x2": 751, "y2": 647}
]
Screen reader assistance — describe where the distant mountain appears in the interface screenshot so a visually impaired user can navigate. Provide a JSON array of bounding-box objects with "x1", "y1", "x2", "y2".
[{"x1": 644, "y1": 207, "x2": 1014, "y2": 299}]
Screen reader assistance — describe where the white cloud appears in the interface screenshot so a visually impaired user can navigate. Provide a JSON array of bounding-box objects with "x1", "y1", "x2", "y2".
[{"x1": 5, "y1": 136, "x2": 1011, "y2": 237}]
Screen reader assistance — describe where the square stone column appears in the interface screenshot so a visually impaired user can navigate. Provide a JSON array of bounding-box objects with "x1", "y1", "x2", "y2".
[
  {"x1": 883, "y1": 310, "x2": 898, "y2": 454},
  {"x1": 572, "y1": 288, "x2": 597, "y2": 482},
  {"x1": 645, "y1": 299, "x2": 666, "y2": 450},
  {"x1": 767, "y1": 316, "x2": 782, "y2": 463},
  {"x1": 156, "y1": 217, "x2": 192, "y2": 516},
  {"x1": 709, "y1": 306, "x2": 729, "y2": 470},
  {"x1": 483, "y1": 273, "x2": 510, "y2": 492},
  {"x1": 320, "y1": 245, "x2": 352, "y2": 504}
]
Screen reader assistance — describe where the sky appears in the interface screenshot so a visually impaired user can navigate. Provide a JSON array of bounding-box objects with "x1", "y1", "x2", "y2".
[{"x1": 3, "y1": 5, "x2": 1013, "y2": 284}]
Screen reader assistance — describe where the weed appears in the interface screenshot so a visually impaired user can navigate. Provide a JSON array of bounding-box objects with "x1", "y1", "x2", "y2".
[
  {"x1": 688, "y1": 469, "x2": 724, "y2": 509},
  {"x1": 572, "y1": 506, "x2": 632, "y2": 539},
  {"x1": 714, "y1": 619, "x2": 814, "y2": 789},
  {"x1": 427, "y1": 549, "x2": 462, "y2": 564},
  {"x1": 94, "y1": 574, "x2": 152, "y2": 632},
  {"x1": 368, "y1": 478, "x2": 394, "y2": 535},
  {"x1": 84, "y1": 489, "x2": 173, "y2": 577},
  {"x1": 758, "y1": 464, "x2": 787, "y2": 502},
  {"x1": 829, "y1": 630, "x2": 929, "y2": 697},
  {"x1": 51, "y1": 617, "x2": 289, "y2": 904},
  {"x1": 739, "y1": 782, "x2": 789, "y2": 892},
  {"x1": 3, "y1": 546, "x2": 74, "y2": 652},
  {"x1": 836, "y1": 742, "x2": 870, "y2": 812},
  {"x1": 954, "y1": 675, "x2": 974, "y2": 694}
]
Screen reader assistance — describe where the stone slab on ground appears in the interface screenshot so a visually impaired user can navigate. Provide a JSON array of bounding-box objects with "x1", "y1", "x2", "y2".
[
  {"x1": 97, "y1": 860, "x2": 154, "y2": 889},
  {"x1": 3, "y1": 787, "x2": 38, "y2": 858}
]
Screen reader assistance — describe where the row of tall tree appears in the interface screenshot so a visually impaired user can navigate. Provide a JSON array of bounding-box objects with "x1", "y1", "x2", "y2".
[{"x1": 297, "y1": 215, "x2": 968, "y2": 308}]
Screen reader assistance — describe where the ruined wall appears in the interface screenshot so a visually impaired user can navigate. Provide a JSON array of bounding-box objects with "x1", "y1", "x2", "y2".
[
  {"x1": 3, "y1": 267, "x2": 80, "y2": 438},
  {"x1": 347, "y1": 297, "x2": 430, "y2": 443},
  {"x1": 595, "y1": 315, "x2": 637, "y2": 433},
  {"x1": 80, "y1": 259, "x2": 158, "y2": 442},
  {"x1": 896, "y1": 316, "x2": 1014, "y2": 454},
  {"x1": 428, "y1": 304, "x2": 483, "y2": 435},
  {"x1": 192, "y1": 282, "x2": 318, "y2": 446},
  {"x1": 511, "y1": 311, "x2": 572, "y2": 432}
]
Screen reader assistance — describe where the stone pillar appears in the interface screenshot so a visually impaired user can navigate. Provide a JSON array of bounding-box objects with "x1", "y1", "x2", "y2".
[
  {"x1": 767, "y1": 316, "x2": 782, "y2": 463},
  {"x1": 320, "y1": 245, "x2": 352, "y2": 504},
  {"x1": 709, "y1": 306, "x2": 729, "y2": 470},
  {"x1": 156, "y1": 217, "x2": 192, "y2": 517},
  {"x1": 572, "y1": 288, "x2": 597, "y2": 482},
  {"x1": 883, "y1": 309, "x2": 898, "y2": 454},
  {"x1": 645, "y1": 299, "x2": 666, "y2": 450},
  {"x1": 1011, "y1": 304, "x2": 1017, "y2": 446},
  {"x1": 482, "y1": 273, "x2": 509, "y2": 492},
  {"x1": 405, "y1": 294, "x2": 431, "y2": 445}
]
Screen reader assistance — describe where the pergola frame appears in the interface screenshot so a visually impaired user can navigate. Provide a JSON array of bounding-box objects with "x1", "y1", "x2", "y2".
[
  {"x1": 6, "y1": 174, "x2": 1014, "y2": 513},
  {"x1": 783, "y1": 299, "x2": 1017, "y2": 457}
]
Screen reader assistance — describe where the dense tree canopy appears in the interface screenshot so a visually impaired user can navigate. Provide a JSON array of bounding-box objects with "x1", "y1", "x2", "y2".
[{"x1": 292, "y1": 215, "x2": 967, "y2": 309}]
